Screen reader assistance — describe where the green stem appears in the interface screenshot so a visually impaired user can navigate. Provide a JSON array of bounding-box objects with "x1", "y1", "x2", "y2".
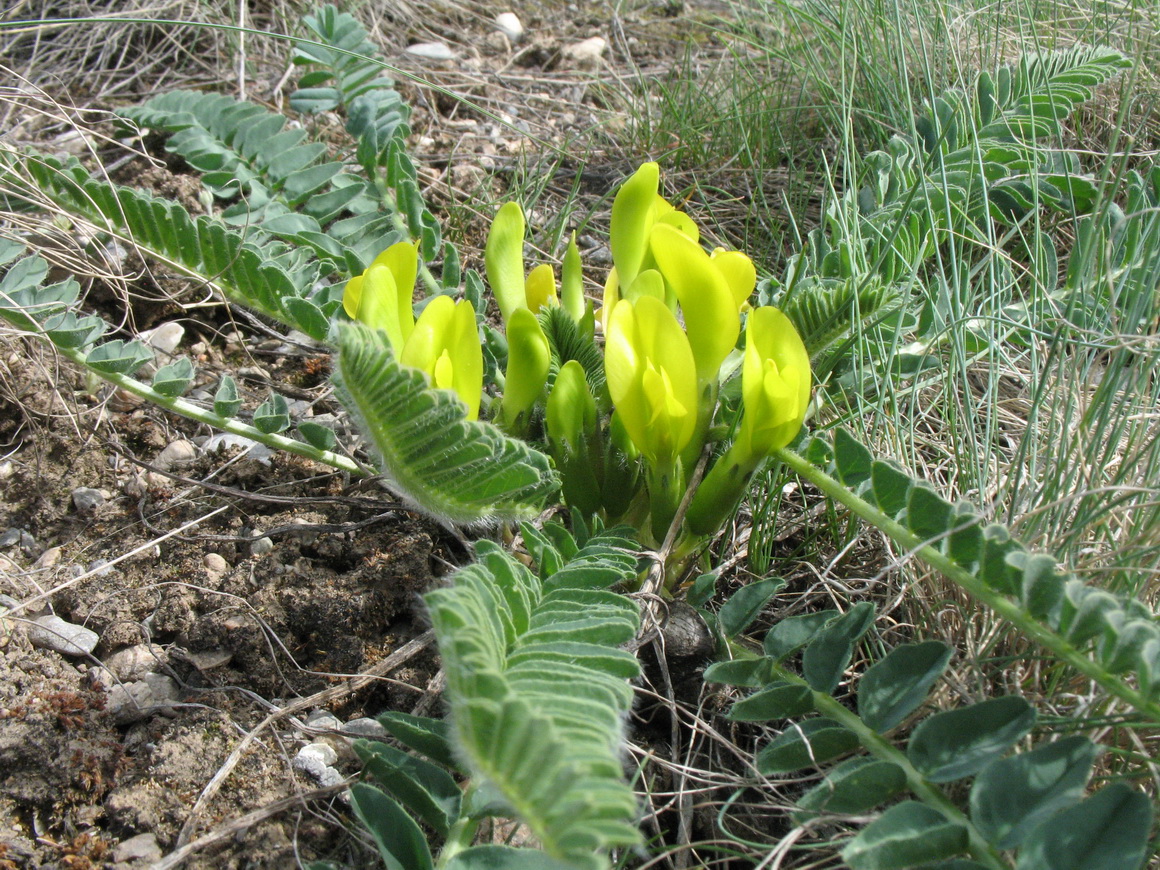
[
  {"x1": 374, "y1": 175, "x2": 443, "y2": 297},
  {"x1": 64, "y1": 346, "x2": 367, "y2": 476},
  {"x1": 776, "y1": 445, "x2": 1160, "y2": 725},
  {"x1": 436, "y1": 816, "x2": 480, "y2": 867},
  {"x1": 764, "y1": 659, "x2": 1010, "y2": 870},
  {"x1": 647, "y1": 456, "x2": 684, "y2": 544}
]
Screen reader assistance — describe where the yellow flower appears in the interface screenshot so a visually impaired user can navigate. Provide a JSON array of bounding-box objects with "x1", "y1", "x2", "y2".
[
  {"x1": 604, "y1": 295, "x2": 698, "y2": 465},
  {"x1": 342, "y1": 240, "x2": 420, "y2": 352},
  {"x1": 648, "y1": 223, "x2": 740, "y2": 385},
  {"x1": 710, "y1": 248, "x2": 757, "y2": 310},
  {"x1": 524, "y1": 263, "x2": 558, "y2": 313},
  {"x1": 737, "y1": 306, "x2": 811, "y2": 460},
  {"x1": 399, "y1": 295, "x2": 484, "y2": 420},
  {"x1": 501, "y1": 307, "x2": 551, "y2": 429},
  {"x1": 485, "y1": 201, "x2": 528, "y2": 323},
  {"x1": 602, "y1": 163, "x2": 701, "y2": 331}
]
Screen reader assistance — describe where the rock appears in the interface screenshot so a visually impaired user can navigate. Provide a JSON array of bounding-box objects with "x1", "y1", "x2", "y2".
[
  {"x1": 293, "y1": 744, "x2": 345, "y2": 788},
  {"x1": 304, "y1": 709, "x2": 342, "y2": 733},
  {"x1": 138, "y1": 322, "x2": 184, "y2": 357},
  {"x1": 155, "y1": 440, "x2": 196, "y2": 472},
  {"x1": 88, "y1": 559, "x2": 114, "y2": 577},
  {"x1": 249, "y1": 534, "x2": 274, "y2": 557},
  {"x1": 0, "y1": 528, "x2": 38, "y2": 557},
  {"x1": 123, "y1": 474, "x2": 146, "y2": 498},
  {"x1": 298, "y1": 742, "x2": 338, "y2": 766},
  {"x1": 112, "y1": 832, "x2": 163, "y2": 864},
  {"x1": 28, "y1": 615, "x2": 99, "y2": 656},
  {"x1": 405, "y1": 41, "x2": 455, "y2": 61},
  {"x1": 184, "y1": 648, "x2": 232, "y2": 671},
  {"x1": 202, "y1": 432, "x2": 274, "y2": 464},
  {"x1": 562, "y1": 36, "x2": 607, "y2": 68},
  {"x1": 106, "y1": 674, "x2": 180, "y2": 724},
  {"x1": 71, "y1": 487, "x2": 106, "y2": 513},
  {"x1": 343, "y1": 717, "x2": 387, "y2": 740},
  {"x1": 494, "y1": 12, "x2": 524, "y2": 42},
  {"x1": 203, "y1": 553, "x2": 229, "y2": 576},
  {"x1": 103, "y1": 643, "x2": 167, "y2": 682},
  {"x1": 33, "y1": 547, "x2": 61, "y2": 570}
]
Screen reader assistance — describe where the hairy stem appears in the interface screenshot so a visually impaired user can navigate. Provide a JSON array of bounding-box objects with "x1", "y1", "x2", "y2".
[
  {"x1": 776, "y1": 445, "x2": 1160, "y2": 724},
  {"x1": 60, "y1": 345, "x2": 367, "y2": 476}
]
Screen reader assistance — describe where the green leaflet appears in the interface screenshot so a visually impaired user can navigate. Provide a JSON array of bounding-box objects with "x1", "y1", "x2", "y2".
[
  {"x1": 332, "y1": 322, "x2": 558, "y2": 525},
  {"x1": 425, "y1": 534, "x2": 641, "y2": 870}
]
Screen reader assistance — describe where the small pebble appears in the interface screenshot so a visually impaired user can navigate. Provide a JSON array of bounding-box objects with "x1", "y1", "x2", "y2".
[
  {"x1": 343, "y1": 717, "x2": 387, "y2": 740},
  {"x1": 249, "y1": 535, "x2": 274, "y2": 557},
  {"x1": 28, "y1": 615, "x2": 99, "y2": 656},
  {"x1": 155, "y1": 440, "x2": 196, "y2": 472},
  {"x1": 32, "y1": 547, "x2": 61, "y2": 570},
  {"x1": 87, "y1": 559, "x2": 113, "y2": 577},
  {"x1": 72, "y1": 487, "x2": 106, "y2": 513},
  {"x1": 494, "y1": 12, "x2": 524, "y2": 42},
  {"x1": 562, "y1": 36, "x2": 607, "y2": 67},
  {"x1": 405, "y1": 41, "x2": 455, "y2": 61},
  {"x1": 112, "y1": 832, "x2": 163, "y2": 864},
  {"x1": 304, "y1": 709, "x2": 342, "y2": 732},
  {"x1": 106, "y1": 674, "x2": 179, "y2": 725},
  {"x1": 299, "y1": 742, "x2": 338, "y2": 766},
  {"x1": 0, "y1": 528, "x2": 37, "y2": 556},
  {"x1": 185, "y1": 648, "x2": 232, "y2": 671},
  {"x1": 292, "y1": 745, "x2": 345, "y2": 788},
  {"x1": 203, "y1": 553, "x2": 229, "y2": 576},
  {"x1": 103, "y1": 643, "x2": 167, "y2": 682},
  {"x1": 138, "y1": 322, "x2": 184, "y2": 356}
]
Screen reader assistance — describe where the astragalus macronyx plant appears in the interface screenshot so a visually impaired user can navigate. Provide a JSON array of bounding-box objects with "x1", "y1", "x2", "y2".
[
  {"x1": 476, "y1": 162, "x2": 812, "y2": 558},
  {"x1": 3, "y1": 9, "x2": 1157, "y2": 866},
  {"x1": 338, "y1": 160, "x2": 812, "y2": 571}
]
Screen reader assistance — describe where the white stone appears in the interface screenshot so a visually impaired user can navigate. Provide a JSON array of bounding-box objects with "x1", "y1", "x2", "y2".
[
  {"x1": 562, "y1": 36, "x2": 607, "y2": 67},
  {"x1": 202, "y1": 433, "x2": 274, "y2": 465},
  {"x1": 137, "y1": 322, "x2": 184, "y2": 356},
  {"x1": 292, "y1": 745, "x2": 345, "y2": 788},
  {"x1": 249, "y1": 535, "x2": 274, "y2": 557},
  {"x1": 298, "y1": 741, "x2": 338, "y2": 766},
  {"x1": 494, "y1": 12, "x2": 524, "y2": 42},
  {"x1": 405, "y1": 41, "x2": 455, "y2": 61},
  {"x1": 155, "y1": 440, "x2": 196, "y2": 472},
  {"x1": 28, "y1": 615, "x2": 99, "y2": 656}
]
